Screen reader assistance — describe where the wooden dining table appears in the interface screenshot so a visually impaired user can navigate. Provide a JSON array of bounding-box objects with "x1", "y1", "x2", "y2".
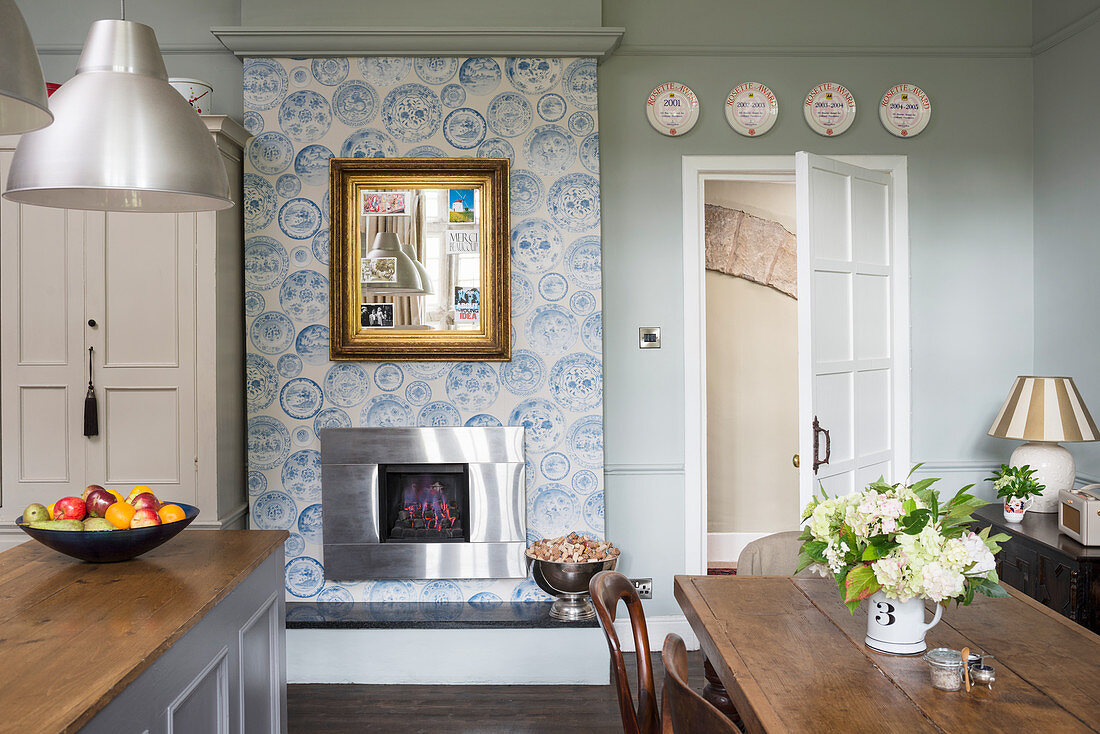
[{"x1": 675, "y1": 575, "x2": 1100, "y2": 733}]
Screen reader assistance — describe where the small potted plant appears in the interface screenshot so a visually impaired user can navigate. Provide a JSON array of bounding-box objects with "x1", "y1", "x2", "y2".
[{"x1": 986, "y1": 464, "x2": 1044, "y2": 523}]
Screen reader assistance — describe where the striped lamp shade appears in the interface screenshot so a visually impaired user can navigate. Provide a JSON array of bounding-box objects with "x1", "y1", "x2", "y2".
[{"x1": 988, "y1": 376, "x2": 1099, "y2": 442}]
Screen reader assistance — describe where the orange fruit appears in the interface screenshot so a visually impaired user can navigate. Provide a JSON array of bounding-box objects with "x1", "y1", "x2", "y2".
[
  {"x1": 107, "y1": 489, "x2": 125, "y2": 504},
  {"x1": 127, "y1": 485, "x2": 154, "y2": 502},
  {"x1": 47, "y1": 501, "x2": 57, "y2": 519},
  {"x1": 105, "y1": 501, "x2": 136, "y2": 530},
  {"x1": 159, "y1": 504, "x2": 185, "y2": 524}
]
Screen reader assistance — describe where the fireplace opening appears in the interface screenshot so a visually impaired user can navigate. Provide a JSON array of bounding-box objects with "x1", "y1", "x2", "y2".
[{"x1": 379, "y1": 463, "x2": 470, "y2": 543}]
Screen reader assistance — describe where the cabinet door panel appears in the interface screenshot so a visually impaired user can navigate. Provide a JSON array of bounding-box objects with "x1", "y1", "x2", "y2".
[
  {"x1": 1037, "y1": 554, "x2": 1079, "y2": 622},
  {"x1": 1, "y1": 150, "x2": 89, "y2": 507},
  {"x1": 18, "y1": 386, "x2": 72, "y2": 482},
  {"x1": 104, "y1": 387, "x2": 181, "y2": 484},
  {"x1": 103, "y1": 212, "x2": 180, "y2": 368},
  {"x1": 999, "y1": 541, "x2": 1037, "y2": 597},
  {"x1": 18, "y1": 205, "x2": 70, "y2": 365}
]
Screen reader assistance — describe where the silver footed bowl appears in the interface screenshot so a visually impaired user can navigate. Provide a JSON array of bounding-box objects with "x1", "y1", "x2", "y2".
[{"x1": 527, "y1": 555, "x2": 618, "y2": 621}]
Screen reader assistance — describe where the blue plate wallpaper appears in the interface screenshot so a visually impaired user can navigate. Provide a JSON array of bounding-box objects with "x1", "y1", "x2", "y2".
[{"x1": 244, "y1": 55, "x2": 602, "y2": 603}]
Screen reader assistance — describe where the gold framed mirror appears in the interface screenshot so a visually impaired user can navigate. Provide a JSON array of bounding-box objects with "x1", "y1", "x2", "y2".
[{"x1": 329, "y1": 158, "x2": 510, "y2": 361}]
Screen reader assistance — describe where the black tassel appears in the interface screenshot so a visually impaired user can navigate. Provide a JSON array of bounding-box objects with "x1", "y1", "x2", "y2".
[{"x1": 84, "y1": 346, "x2": 98, "y2": 437}]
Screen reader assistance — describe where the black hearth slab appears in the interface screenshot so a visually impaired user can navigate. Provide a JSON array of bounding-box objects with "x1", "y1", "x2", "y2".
[{"x1": 286, "y1": 601, "x2": 600, "y2": 629}]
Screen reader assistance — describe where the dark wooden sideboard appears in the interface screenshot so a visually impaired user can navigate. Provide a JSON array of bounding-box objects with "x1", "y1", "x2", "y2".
[{"x1": 974, "y1": 504, "x2": 1100, "y2": 634}]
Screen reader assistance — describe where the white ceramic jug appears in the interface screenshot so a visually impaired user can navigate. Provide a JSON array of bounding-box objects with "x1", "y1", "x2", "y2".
[{"x1": 864, "y1": 590, "x2": 943, "y2": 655}]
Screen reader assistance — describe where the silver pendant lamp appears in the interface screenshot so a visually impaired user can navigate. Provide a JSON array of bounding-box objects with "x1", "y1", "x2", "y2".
[
  {"x1": 0, "y1": 0, "x2": 52, "y2": 134},
  {"x1": 363, "y1": 232, "x2": 429, "y2": 295},
  {"x1": 402, "y1": 239, "x2": 434, "y2": 295},
  {"x1": 3, "y1": 11, "x2": 231, "y2": 212}
]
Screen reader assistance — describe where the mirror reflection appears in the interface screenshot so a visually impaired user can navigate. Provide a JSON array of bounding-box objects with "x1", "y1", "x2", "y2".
[{"x1": 359, "y1": 187, "x2": 481, "y2": 332}]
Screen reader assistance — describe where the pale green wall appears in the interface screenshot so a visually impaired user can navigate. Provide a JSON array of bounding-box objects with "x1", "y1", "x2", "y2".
[
  {"x1": 1032, "y1": 1, "x2": 1100, "y2": 479},
  {"x1": 601, "y1": 0, "x2": 1035, "y2": 613}
]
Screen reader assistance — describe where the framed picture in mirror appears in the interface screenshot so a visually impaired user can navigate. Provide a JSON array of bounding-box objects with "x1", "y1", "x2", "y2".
[{"x1": 329, "y1": 158, "x2": 510, "y2": 360}]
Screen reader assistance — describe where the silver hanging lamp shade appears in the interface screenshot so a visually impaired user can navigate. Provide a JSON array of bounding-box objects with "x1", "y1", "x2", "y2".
[
  {"x1": 362, "y1": 232, "x2": 428, "y2": 295},
  {"x1": 3, "y1": 19, "x2": 231, "y2": 212},
  {"x1": 0, "y1": 0, "x2": 52, "y2": 134},
  {"x1": 401, "y1": 239, "x2": 434, "y2": 295}
]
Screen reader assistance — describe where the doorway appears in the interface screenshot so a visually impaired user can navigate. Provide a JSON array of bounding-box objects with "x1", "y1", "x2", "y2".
[
  {"x1": 704, "y1": 180, "x2": 799, "y2": 567},
  {"x1": 681, "y1": 155, "x2": 911, "y2": 575}
]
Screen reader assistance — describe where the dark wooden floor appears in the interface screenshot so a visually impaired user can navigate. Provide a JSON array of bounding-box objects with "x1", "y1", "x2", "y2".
[{"x1": 288, "y1": 650, "x2": 704, "y2": 733}]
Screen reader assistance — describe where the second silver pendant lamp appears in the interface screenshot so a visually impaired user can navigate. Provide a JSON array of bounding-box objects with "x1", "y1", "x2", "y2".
[
  {"x1": 4, "y1": 4, "x2": 231, "y2": 212},
  {"x1": 0, "y1": 0, "x2": 52, "y2": 134}
]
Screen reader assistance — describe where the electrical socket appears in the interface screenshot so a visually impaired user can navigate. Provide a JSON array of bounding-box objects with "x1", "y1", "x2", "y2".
[{"x1": 631, "y1": 578, "x2": 653, "y2": 599}]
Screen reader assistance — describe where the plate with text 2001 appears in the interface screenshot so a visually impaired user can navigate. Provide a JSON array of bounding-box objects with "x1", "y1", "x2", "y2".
[{"x1": 646, "y1": 81, "x2": 699, "y2": 137}]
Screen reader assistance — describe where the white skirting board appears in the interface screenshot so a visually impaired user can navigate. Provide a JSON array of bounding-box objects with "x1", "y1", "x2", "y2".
[
  {"x1": 707, "y1": 531, "x2": 770, "y2": 564},
  {"x1": 612, "y1": 615, "x2": 698, "y2": 653},
  {"x1": 287, "y1": 627, "x2": 611, "y2": 685}
]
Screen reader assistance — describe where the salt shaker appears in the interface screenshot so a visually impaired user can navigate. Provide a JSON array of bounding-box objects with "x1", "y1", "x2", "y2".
[{"x1": 969, "y1": 654, "x2": 996, "y2": 689}]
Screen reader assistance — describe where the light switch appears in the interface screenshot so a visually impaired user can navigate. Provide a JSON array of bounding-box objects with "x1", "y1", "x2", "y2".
[{"x1": 639, "y1": 327, "x2": 661, "y2": 349}]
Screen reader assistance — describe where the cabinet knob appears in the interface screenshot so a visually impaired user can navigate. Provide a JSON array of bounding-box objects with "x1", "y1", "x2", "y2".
[
  {"x1": 87, "y1": 319, "x2": 97, "y2": 328},
  {"x1": 792, "y1": 454, "x2": 800, "y2": 468}
]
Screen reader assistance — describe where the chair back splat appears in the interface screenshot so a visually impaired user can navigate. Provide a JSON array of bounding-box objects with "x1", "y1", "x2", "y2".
[
  {"x1": 589, "y1": 570, "x2": 660, "y2": 734},
  {"x1": 661, "y1": 633, "x2": 739, "y2": 733}
]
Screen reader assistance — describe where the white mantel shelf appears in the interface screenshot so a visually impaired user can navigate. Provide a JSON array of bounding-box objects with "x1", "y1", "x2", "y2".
[{"x1": 209, "y1": 26, "x2": 625, "y2": 58}]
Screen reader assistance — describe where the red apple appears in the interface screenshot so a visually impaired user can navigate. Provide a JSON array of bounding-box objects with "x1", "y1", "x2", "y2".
[
  {"x1": 130, "y1": 508, "x2": 162, "y2": 528},
  {"x1": 85, "y1": 488, "x2": 117, "y2": 518},
  {"x1": 82, "y1": 484, "x2": 106, "y2": 501},
  {"x1": 53, "y1": 496, "x2": 86, "y2": 521},
  {"x1": 129, "y1": 492, "x2": 160, "y2": 511}
]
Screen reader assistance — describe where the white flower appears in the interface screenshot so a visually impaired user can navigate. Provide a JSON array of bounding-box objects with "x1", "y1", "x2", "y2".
[
  {"x1": 808, "y1": 563, "x2": 831, "y2": 578},
  {"x1": 921, "y1": 561, "x2": 965, "y2": 602},
  {"x1": 959, "y1": 532, "x2": 997, "y2": 577}
]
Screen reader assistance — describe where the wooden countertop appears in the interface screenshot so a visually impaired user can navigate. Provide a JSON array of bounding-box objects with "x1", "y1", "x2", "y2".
[{"x1": 0, "y1": 529, "x2": 287, "y2": 734}]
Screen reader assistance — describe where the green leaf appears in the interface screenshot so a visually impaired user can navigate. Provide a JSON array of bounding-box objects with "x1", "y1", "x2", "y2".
[
  {"x1": 795, "y1": 550, "x2": 817, "y2": 575},
  {"x1": 907, "y1": 463, "x2": 925, "y2": 479},
  {"x1": 843, "y1": 565, "x2": 882, "y2": 603},
  {"x1": 909, "y1": 477, "x2": 938, "y2": 494},
  {"x1": 802, "y1": 540, "x2": 828, "y2": 563},
  {"x1": 899, "y1": 509, "x2": 933, "y2": 535},
  {"x1": 970, "y1": 578, "x2": 1010, "y2": 599},
  {"x1": 861, "y1": 539, "x2": 899, "y2": 561}
]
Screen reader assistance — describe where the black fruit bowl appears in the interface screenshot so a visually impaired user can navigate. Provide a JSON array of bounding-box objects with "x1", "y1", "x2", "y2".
[{"x1": 15, "y1": 503, "x2": 200, "y2": 562}]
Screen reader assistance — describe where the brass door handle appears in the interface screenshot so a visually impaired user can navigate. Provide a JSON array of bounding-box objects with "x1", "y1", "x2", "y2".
[{"x1": 792, "y1": 454, "x2": 800, "y2": 468}]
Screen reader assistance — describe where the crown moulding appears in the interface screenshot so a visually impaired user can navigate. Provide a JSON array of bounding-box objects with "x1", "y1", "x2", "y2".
[{"x1": 208, "y1": 26, "x2": 625, "y2": 58}]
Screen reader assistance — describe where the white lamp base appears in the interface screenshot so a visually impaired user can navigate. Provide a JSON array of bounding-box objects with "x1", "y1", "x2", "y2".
[{"x1": 1009, "y1": 441, "x2": 1075, "y2": 513}]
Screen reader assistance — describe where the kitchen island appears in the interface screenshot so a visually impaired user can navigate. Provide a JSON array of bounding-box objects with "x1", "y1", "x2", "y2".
[{"x1": 0, "y1": 529, "x2": 288, "y2": 734}]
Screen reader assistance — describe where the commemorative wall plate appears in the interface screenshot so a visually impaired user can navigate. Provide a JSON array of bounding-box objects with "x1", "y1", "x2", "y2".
[
  {"x1": 646, "y1": 81, "x2": 699, "y2": 137},
  {"x1": 879, "y1": 83, "x2": 931, "y2": 138},
  {"x1": 725, "y1": 82, "x2": 778, "y2": 137},
  {"x1": 803, "y1": 82, "x2": 856, "y2": 137}
]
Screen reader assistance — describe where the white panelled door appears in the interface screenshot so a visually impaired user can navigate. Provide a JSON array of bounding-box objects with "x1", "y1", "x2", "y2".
[
  {"x1": 0, "y1": 151, "x2": 90, "y2": 507},
  {"x1": 795, "y1": 152, "x2": 908, "y2": 509},
  {"x1": 83, "y1": 212, "x2": 197, "y2": 506}
]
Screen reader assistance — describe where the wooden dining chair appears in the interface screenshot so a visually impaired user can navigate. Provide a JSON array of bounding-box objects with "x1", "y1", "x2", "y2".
[
  {"x1": 661, "y1": 633, "x2": 741, "y2": 734},
  {"x1": 590, "y1": 570, "x2": 661, "y2": 734}
]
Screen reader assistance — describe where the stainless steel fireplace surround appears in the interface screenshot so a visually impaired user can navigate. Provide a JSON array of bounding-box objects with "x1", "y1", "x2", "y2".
[{"x1": 319, "y1": 427, "x2": 526, "y2": 580}]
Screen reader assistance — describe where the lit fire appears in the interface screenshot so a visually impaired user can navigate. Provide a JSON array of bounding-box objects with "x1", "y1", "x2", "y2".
[{"x1": 400, "y1": 481, "x2": 458, "y2": 532}]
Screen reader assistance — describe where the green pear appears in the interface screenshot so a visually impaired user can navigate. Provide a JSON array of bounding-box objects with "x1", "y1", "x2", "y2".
[
  {"x1": 22, "y1": 503, "x2": 50, "y2": 524},
  {"x1": 28, "y1": 519, "x2": 84, "y2": 531},
  {"x1": 83, "y1": 517, "x2": 116, "y2": 532}
]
